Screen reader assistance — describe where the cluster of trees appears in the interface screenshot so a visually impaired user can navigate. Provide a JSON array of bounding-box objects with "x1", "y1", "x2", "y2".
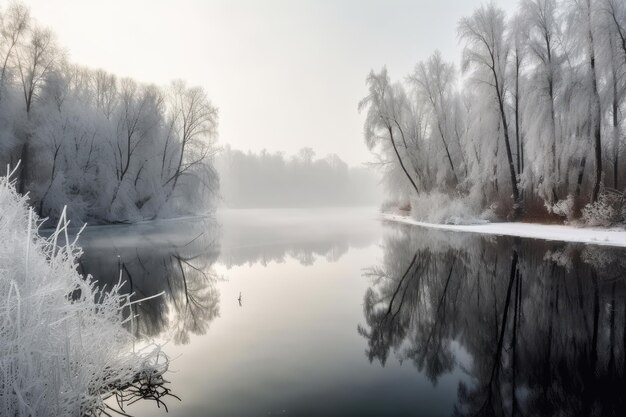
[
  {"x1": 362, "y1": 0, "x2": 626, "y2": 222},
  {"x1": 360, "y1": 226, "x2": 626, "y2": 415},
  {"x1": 0, "y1": 3, "x2": 219, "y2": 224},
  {"x1": 216, "y1": 146, "x2": 381, "y2": 207}
]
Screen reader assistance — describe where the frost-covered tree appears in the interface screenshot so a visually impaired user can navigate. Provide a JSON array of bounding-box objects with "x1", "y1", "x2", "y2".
[
  {"x1": 509, "y1": 13, "x2": 527, "y2": 179},
  {"x1": 364, "y1": 0, "x2": 626, "y2": 224},
  {"x1": 161, "y1": 81, "x2": 218, "y2": 207},
  {"x1": 359, "y1": 68, "x2": 421, "y2": 196},
  {"x1": 410, "y1": 51, "x2": 462, "y2": 186},
  {"x1": 0, "y1": 2, "x2": 220, "y2": 224},
  {"x1": 584, "y1": 0, "x2": 604, "y2": 202},
  {"x1": 15, "y1": 24, "x2": 59, "y2": 195},
  {"x1": 600, "y1": 0, "x2": 626, "y2": 189},
  {"x1": 0, "y1": 2, "x2": 28, "y2": 95},
  {"x1": 520, "y1": 0, "x2": 564, "y2": 202},
  {"x1": 459, "y1": 4, "x2": 522, "y2": 216}
]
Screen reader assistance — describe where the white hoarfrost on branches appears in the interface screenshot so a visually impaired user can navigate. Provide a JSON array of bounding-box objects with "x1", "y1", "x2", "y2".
[
  {"x1": 0, "y1": 3, "x2": 220, "y2": 225},
  {"x1": 363, "y1": 0, "x2": 626, "y2": 226},
  {"x1": 0, "y1": 169, "x2": 169, "y2": 416}
]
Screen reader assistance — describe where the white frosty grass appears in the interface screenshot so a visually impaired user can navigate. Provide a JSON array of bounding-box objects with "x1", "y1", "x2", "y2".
[
  {"x1": 383, "y1": 213, "x2": 626, "y2": 248},
  {"x1": 0, "y1": 170, "x2": 167, "y2": 416}
]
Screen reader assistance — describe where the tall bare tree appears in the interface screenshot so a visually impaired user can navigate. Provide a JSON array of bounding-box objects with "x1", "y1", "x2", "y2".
[
  {"x1": 459, "y1": 4, "x2": 521, "y2": 216},
  {"x1": 162, "y1": 81, "x2": 218, "y2": 202},
  {"x1": 0, "y1": 2, "x2": 29, "y2": 95},
  {"x1": 15, "y1": 25, "x2": 58, "y2": 194},
  {"x1": 360, "y1": 68, "x2": 420, "y2": 196},
  {"x1": 410, "y1": 51, "x2": 460, "y2": 186}
]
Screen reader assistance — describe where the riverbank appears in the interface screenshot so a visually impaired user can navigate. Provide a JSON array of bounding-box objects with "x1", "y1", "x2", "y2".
[{"x1": 382, "y1": 213, "x2": 626, "y2": 248}]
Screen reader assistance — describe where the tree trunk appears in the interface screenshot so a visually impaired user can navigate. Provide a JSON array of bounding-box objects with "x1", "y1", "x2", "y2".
[
  {"x1": 612, "y1": 47, "x2": 620, "y2": 189},
  {"x1": 494, "y1": 72, "x2": 521, "y2": 217},
  {"x1": 387, "y1": 126, "x2": 420, "y2": 195},
  {"x1": 436, "y1": 120, "x2": 459, "y2": 185},
  {"x1": 576, "y1": 155, "x2": 588, "y2": 197},
  {"x1": 515, "y1": 54, "x2": 522, "y2": 175},
  {"x1": 587, "y1": 0, "x2": 602, "y2": 202}
]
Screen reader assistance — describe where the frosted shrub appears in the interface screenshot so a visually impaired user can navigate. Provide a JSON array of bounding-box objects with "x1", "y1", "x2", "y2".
[
  {"x1": 410, "y1": 192, "x2": 487, "y2": 225},
  {"x1": 479, "y1": 203, "x2": 500, "y2": 222},
  {"x1": 582, "y1": 191, "x2": 625, "y2": 227},
  {"x1": 380, "y1": 199, "x2": 399, "y2": 213},
  {"x1": 381, "y1": 198, "x2": 411, "y2": 213},
  {"x1": 0, "y1": 171, "x2": 169, "y2": 416},
  {"x1": 546, "y1": 195, "x2": 575, "y2": 221}
]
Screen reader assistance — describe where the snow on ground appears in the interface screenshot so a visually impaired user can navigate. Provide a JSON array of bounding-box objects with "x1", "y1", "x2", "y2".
[{"x1": 383, "y1": 213, "x2": 626, "y2": 248}]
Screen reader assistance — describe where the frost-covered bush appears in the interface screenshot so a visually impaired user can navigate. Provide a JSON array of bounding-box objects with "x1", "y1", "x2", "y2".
[
  {"x1": 0, "y1": 171, "x2": 168, "y2": 416},
  {"x1": 582, "y1": 191, "x2": 625, "y2": 227},
  {"x1": 546, "y1": 195, "x2": 575, "y2": 221},
  {"x1": 409, "y1": 192, "x2": 489, "y2": 225}
]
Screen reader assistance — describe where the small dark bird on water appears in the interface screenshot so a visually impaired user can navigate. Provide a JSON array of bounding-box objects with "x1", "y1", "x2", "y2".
[{"x1": 238, "y1": 292, "x2": 242, "y2": 307}]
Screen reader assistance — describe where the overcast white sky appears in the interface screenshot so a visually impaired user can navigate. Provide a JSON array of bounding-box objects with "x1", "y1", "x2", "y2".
[{"x1": 22, "y1": 0, "x2": 518, "y2": 165}]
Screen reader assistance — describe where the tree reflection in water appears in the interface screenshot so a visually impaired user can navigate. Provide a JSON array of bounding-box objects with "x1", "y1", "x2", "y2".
[
  {"x1": 76, "y1": 218, "x2": 221, "y2": 344},
  {"x1": 359, "y1": 224, "x2": 626, "y2": 416}
]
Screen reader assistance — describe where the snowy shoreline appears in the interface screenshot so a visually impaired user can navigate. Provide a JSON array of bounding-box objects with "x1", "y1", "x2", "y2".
[{"x1": 382, "y1": 213, "x2": 626, "y2": 248}]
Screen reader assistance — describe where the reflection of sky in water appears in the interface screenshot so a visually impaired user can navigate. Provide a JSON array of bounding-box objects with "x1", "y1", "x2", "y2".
[{"x1": 75, "y1": 209, "x2": 626, "y2": 417}]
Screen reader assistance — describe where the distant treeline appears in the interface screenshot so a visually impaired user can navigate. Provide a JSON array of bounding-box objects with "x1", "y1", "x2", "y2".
[
  {"x1": 0, "y1": 3, "x2": 219, "y2": 224},
  {"x1": 216, "y1": 147, "x2": 381, "y2": 208},
  {"x1": 362, "y1": 0, "x2": 626, "y2": 225}
]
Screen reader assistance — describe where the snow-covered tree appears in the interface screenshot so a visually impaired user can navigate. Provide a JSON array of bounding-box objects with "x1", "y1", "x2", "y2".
[
  {"x1": 0, "y1": 2, "x2": 220, "y2": 224},
  {"x1": 364, "y1": 0, "x2": 626, "y2": 224},
  {"x1": 459, "y1": 4, "x2": 522, "y2": 216}
]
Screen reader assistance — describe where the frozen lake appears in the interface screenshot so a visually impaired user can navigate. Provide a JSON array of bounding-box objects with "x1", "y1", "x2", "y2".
[{"x1": 74, "y1": 208, "x2": 626, "y2": 417}]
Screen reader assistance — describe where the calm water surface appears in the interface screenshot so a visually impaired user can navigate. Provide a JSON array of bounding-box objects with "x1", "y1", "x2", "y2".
[{"x1": 76, "y1": 208, "x2": 626, "y2": 417}]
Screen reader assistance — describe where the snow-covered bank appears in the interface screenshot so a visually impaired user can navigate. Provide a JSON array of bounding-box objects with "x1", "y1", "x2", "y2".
[{"x1": 383, "y1": 213, "x2": 626, "y2": 248}]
